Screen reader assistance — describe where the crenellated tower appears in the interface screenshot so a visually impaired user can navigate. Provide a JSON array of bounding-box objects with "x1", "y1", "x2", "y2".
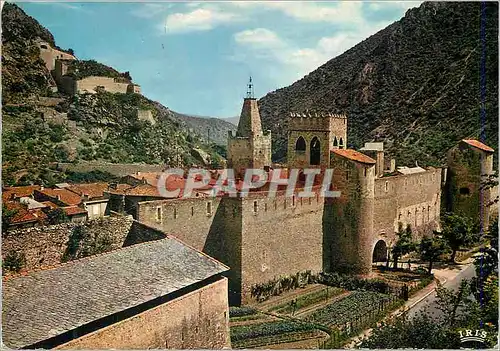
[
  {"x1": 227, "y1": 78, "x2": 272, "y2": 178},
  {"x1": 287, "y1": 111, "x2": 347, "y2": 169}
]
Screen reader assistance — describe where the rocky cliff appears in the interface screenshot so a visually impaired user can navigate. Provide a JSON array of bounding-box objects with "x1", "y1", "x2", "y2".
[{"x1": 258, "y1": 2, "x2": 498, "y2": 166}]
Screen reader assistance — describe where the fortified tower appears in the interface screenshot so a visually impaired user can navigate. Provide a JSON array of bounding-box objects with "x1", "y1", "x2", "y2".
[
  {"x1": 227, "y1": 78, "x2": 272, "y2": 178},
  {"x1": 287, "y1": 112, "x2": 347, "y2": 169}
]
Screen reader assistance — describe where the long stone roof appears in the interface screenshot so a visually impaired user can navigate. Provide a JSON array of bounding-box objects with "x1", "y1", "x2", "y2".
[{"x1": 2, "y1": 237, "x2": 229, "y2": 349}]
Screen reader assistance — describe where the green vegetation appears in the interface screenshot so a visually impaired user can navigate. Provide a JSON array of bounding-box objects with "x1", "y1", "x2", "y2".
[
  {"x1": 361, "y1": 221, "x2": 499, "y2": 349},
  {"x1": 231, "y1": 320, "x2": 318, "y2": 342},
  {"x1": 229, "y1": 306, "x2": 258, "y2": 318},
  {"x1": 271, "y1": 287, "x2": 345, "y2": 314},
  {"x1": 391, "y1": 224, "x2": 417, "y2": 269},
  {"x1": 2, "y1": 204, "x2": 19, "y2": 230},
  {"x1": 306, "y1": 291, "x2": 394, "y2": 327},
  {"x1": 258, "y1": 2, "x2": 498, "y2": 166},
  {"x1": 418, "y1": 235, "x2": 449, "y2": 273},
  {"x1": 65, "y1": 60, "x2": 131, "y2": 81},
  {"x1": 46, "y1": 208, "x2": 69, "y2": 225},
  {"x1": 439, "y1": 213, "x2": 476, "y2": 262},
  {"x1": 250, "y1": 270, "x2": 316, "y2": 302},
  {"x1": 2, "y1": 251, "x2": 26, "y2": 274},
  {"x1": 61, "y1": 225, "x2": 113, "y2": 263}
]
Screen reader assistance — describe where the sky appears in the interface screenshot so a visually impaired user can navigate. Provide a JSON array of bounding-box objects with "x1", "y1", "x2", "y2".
[{"x1": 17, "y1": 1, "x2": 423, "y2": 118}]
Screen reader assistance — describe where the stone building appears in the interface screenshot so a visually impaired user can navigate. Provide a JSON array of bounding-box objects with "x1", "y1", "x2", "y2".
[
  {"x1": 130, "y1": 103, "x2": 446, "y2": 304},
  {"x1": 287, "y1": 112, "x2": 347, "y2": 169},
  {"x1": 36, "y1": 41, "x2": 76, "y2": 71},
  {"x1": 2, "y1": 236, "x2": 230, "y2": 349},
  {"x1": 445, "y1": 139, "x2": 497, "y2": 231},
  {"x1": 227, "y1": 78, "x2": 272, "y2": 178},
  {"x1": 53, "y1": 59, "x2": 141, "y2": 96}
]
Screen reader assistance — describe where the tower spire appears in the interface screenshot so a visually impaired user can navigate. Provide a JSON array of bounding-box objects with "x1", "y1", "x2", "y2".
[{"x1": 246, "y1": 76, "x2": 254, "y2": 99}]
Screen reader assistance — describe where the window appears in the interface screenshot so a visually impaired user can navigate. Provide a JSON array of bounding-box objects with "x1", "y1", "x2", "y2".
[
  {"x1": 310, "y1": 137, "x2": 321, "y2": 165},
  {"x1": 264, "y1": 203, "x2": 268, "y2": 212},
  {"x1": 292, "y1": 195, "x2": 295, "y2": 207},
  {"x1": 459, "y1": 187, "x2": 470, "y2": 195},
  {"x1": 333, "y1": 137, "x2": 338, "y2": 147},
  {"x1": 191, "y1": 206, "x2": 194, "y2": 216},
  {"x1": 398, "y1": 213, "x2": 402, "y2": 220},
  {"x1": 174, "y1": 207, "x2": 178, "y2": 219},
  {"x1": 295, "y1": 136, "x2": 306, "y2": 152},
  {"x1": 339, "y1": 137, "x2": 344, "y2": 149},
  {"x1": 253, "y1": 201, "x2": 258, "y2": 213},
  {"x1": 41, "y1": 44, "x2": 48, "y2": 49},
  {"x1": 385, "y1": 181, "x2": 388, "y2": 192},
  {"x1": 346, "y1": 171, "x2": 350, "y2": 181},
  {"x1": 156, "y1": 207, "x2": 162, "y2": 222},
  {"x1": 364, "y1": 168, "x2": 367, "y2": 177},
  {"x1": 207, "y1": 202, "x2": 212, "y2": 215}
]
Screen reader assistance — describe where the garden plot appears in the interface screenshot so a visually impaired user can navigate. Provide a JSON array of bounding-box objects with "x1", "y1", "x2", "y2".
[
  {"x1": 269, "y1": 286, "x2": 347, "y2": 316},
  {"x1": 230, "y1": 320, "x2": 327, "y2": 349},
  {"x1": 303, "y1": 291, "x2": 395, "y2": 329}
]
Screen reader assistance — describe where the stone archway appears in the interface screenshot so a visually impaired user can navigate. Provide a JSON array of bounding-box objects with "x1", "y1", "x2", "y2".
[
  {"x1": 310, "y1": 137, "x2": 321, "y2": 165},
  {"x1": 372, "y1": 240, "x2": 388, "y2": 263}
]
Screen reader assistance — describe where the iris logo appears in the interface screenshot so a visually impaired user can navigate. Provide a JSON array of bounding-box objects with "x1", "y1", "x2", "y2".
[{"x1": 458, "y1": 329, "x2": 487, "y2": 344}]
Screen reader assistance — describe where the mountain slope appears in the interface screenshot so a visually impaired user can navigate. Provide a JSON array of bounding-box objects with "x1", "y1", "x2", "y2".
[
  {"x1": 173, "y1": 113, "x2": 236, "y2": 145},
  {"x1": 258, "y1": 2, "x2": 498, "y2": 167},
  {"x1": 1, "y1": 3, "x2": 225, "y2": 186}
]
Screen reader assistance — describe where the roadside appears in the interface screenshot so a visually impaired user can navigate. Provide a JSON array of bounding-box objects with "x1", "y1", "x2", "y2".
[{"x1": 344, "y1": 258, "x2": 476, "y2": 349}]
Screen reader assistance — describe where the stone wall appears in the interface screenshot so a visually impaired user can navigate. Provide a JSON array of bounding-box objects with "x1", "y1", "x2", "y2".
[
  {"x1": 2, "y1": 215, "x2": 167, "y2": 272},
  {"x1": 373, "y1": 169, "x2": 442, "y2": 249},
  {"x1": 37, "y1": 42, "x2": 75, "y2": 71},
  {"x1": 287, "y1": 130, "x2": 331, "y2": 168},
  {"x1": 239, "y1": 191, "x2": 324, "y2": 303},
  {"x1": 76, "y1": 76, "x2": 131, "y2": 94},
  {"x1": 446, "y1": 144, "x2": 495, "y2": 230},
  {"x1": 55, "y1": 278, "x2": 231, "y2": 350},
  {"x1": 137, "y1": 109, "x2": 155, "y2": 125},
  {"x1": 325, "y1": 156, "x2": 375, "y2": 274}
]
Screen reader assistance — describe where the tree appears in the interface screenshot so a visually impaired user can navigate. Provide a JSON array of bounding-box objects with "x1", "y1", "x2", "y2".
[
  {"x1": 440, "y1": 213, "x2": 475, "y2": 263},
  {"x1": 2, "y1": 204, "x2": 18, "y2": 231},
  {"x1": 419, "y1": 235, "x2": 449, "y2": 274},
  {"x1": 67, "y1": 48, "x2": 74, "y2": 56},
  {"x1": 391, "y1": 223, "x2": 416, "y2": 269},
  {"x1": 360, "y1": 280, "x2": 495, "y2": 349},
  {"x1": 46, "y1": 208, "x2": 69, "y2": 225}
]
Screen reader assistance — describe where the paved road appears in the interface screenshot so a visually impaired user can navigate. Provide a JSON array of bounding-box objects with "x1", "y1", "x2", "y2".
[{"x1": 406, "y1": 263, "x2": 476, "y2": 319}]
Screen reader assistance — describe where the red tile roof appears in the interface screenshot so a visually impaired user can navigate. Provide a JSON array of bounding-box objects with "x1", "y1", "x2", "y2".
[
  {"x1": 35, "y1": 188, "x2": 82, "y2": 206},
  {"x1": 67, "y1": 183, "x2": 108, "y2": 199},
  {"x1": 331, "y1": 149, "x2": 376, "y2": 164},
  {"x1": 462, "y1": 139, "x2": 494, "y2": 153},
  {"x1": 2, "y1": 185, "x2": 41, "y2": 202},
  {"x1": 63, "y1": 206, "x2": 88, "y2": 216},
  {"x1": 128, "y1": 172, "x2": 164, "y2": 187},
  {"x1": 3, "y1": 201, "x2": 42, "y2": 224}
]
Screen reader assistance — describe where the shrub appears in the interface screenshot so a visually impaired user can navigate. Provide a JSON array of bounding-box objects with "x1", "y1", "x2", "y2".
[{"x1": 3, "y1": 251, "x2": 26, "y2": 273}]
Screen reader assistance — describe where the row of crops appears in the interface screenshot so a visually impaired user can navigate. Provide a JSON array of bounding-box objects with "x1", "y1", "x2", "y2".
[
  {"x1": 305, "y1": 291, "x2": 396, "y2": 328},
  {"x1": 231, "y1": 320, "x2": 325, "y2": 348}
]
